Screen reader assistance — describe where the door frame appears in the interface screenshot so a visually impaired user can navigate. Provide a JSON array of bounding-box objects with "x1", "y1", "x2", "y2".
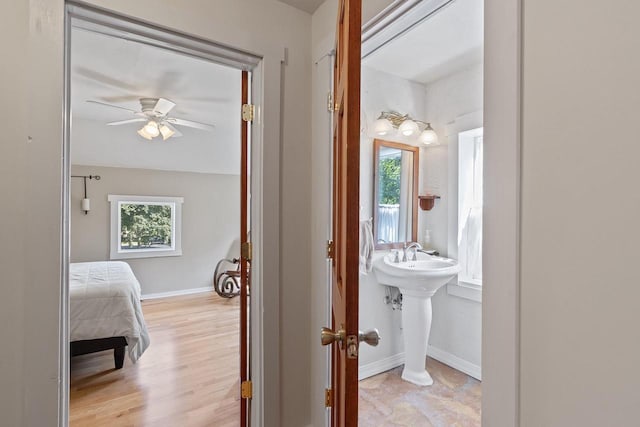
[
  {"x1": 61, "y1": 3, "x2": 275, "y2": 426},
  {"x1": 324, "y1": 0, "x2": 522, "y2": 424}
]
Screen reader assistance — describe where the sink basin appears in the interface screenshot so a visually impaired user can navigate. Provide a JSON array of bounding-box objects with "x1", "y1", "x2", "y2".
[
  {"x1": 373, "y1": 251, "x2": 460, "y2": 386},
  {"x1": 374, "y1": 251, "x2": 460, "y2": 297}
]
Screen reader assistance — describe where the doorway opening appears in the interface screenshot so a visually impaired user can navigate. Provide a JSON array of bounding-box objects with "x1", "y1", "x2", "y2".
[
  {"x1": 358, "y1": 0, "x2": 483, "y2": 424},
  {"x1": 63, "y1": 4, "x2": 260, "y2": 425}
]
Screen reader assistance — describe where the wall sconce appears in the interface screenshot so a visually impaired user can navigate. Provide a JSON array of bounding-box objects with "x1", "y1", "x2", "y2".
[
  {"x1": 372, "y1": 111, "x2": 439, "y2": 145},
  {"x1": 71, "y1": 174, "x2": 101, "y2": 215}
]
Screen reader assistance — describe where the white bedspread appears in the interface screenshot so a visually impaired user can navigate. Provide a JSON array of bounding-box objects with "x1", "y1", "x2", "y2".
[{"x1": 70, "y1": 261, "x2": 150, "y2": 362}]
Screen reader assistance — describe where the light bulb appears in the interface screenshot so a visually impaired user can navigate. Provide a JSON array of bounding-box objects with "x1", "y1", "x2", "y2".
[
  {"x1": 137, "y1": 128, "x2": 153, "y2": 140},
  {"x1": 398, "y1": 119, "x2": 419, "y2": 136},
  {"x1": 143, "y1": 121, "x2": 160, "y2": 137},
  {"x1": 419, "y1": 124, "x2": 438, "y2": 145},
  {"x1": 159, "y1": 124, "x2": 175, "y2": 140},
  {"x1": 372, "y1": 118, "x2": 393, "y2": 136}
]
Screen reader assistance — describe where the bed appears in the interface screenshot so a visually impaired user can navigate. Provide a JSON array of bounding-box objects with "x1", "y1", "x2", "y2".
[{"x1": 70, "y1": 261, "x2": 150, "y2": 369}]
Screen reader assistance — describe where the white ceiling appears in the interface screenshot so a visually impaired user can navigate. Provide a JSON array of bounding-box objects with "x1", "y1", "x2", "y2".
[
  {"x1": 363, "y1": 0, "x2": 483, "y2": 85},
  {"x1": 277, "y1": 0, "x2": 325, "y2": 14},
  {"x1": 70, "y1": 27, "x2": 241, "y2": 175}
]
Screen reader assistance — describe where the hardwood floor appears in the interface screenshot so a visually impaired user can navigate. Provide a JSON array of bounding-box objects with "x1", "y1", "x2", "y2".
[{"x1": 70, "y1": 292, "x2": 240, "y2": 427}]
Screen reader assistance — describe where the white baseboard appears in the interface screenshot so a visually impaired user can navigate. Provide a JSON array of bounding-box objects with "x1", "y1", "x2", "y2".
[
  {"x1": 141, "y1": 286, "x2": 212, "y2": 300},
  {"x1": 359, "y1": 353, "x2": 405, "y2": 380},
  {"x1": 358, "y1": 347, "x2": 482, "y2": 381},
  {"x1": 427, "y1": 345, "x2": 482, "y2": 380}
]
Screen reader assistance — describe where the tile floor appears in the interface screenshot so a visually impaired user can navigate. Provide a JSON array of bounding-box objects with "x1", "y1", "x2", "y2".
[{"x1": 359, "y1": 358, "x2": 481, "y2": 427}]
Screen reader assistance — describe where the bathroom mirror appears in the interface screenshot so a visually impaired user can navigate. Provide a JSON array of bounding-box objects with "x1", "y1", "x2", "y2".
[{"x1": 373, "y1": 139, "x2": 419, "y2": 249}]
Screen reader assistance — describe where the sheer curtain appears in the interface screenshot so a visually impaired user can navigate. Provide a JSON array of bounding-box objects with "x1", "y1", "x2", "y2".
[
  {"x1": 378, "y1": 204, "x2": 399, "y2": 243},
  {"x1": 458, "y1": 133, "x2": 483, "y2": 282},
  {"x1": 397, "y1": 151, "x2": 413, "y2": 243}
]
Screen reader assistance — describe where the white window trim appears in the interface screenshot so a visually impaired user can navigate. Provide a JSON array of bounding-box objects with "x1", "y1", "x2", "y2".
[
  {"x1": 108, "y1": 194, "x2": 184, "y2": 260},
  {"x1": 446, "y1": 111, "x2": 483, "y2": 303},
  {"x1": 447, "y1": 281, "x2": 482, "y2": 303}
]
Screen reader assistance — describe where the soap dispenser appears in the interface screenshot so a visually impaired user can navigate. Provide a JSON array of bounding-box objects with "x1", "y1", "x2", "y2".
[{"x1": 423, "y1": 229, "x2": 432, "y2": 250}]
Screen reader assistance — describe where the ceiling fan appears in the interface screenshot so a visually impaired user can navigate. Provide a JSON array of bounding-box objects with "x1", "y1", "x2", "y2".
[{"x1": 87, "y1": 97, "x2": 215, "y2": 141}]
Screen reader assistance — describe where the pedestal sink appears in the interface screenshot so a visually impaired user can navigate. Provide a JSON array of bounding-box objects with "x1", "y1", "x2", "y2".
[{"x1": 373, "y1": 251, "x2": 460, "y2": 386}]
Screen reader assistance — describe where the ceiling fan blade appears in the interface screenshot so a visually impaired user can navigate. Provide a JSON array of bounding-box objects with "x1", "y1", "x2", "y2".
[
  {"x1": 107, "y1": 118, "x2": 147, "y2": 126},
  {"x1": 153, "y1": 98, "x2": 176, "y2": 116},
  {"x1": 166, "y1": 117, "x2": 215, "y2": 132},
  {"x1": 86, "y1": 100, "x2": 140, "y2": 113}
]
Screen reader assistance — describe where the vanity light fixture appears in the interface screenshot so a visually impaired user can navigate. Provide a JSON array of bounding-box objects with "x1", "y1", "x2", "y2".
[
  {"x1": 373, "y1": 111, "x2": 438, "y2": 145},
  {"x1": 398, "y1": 119, "x2": 419, "y2": 136},
  {"x1": 372, "y1": 117, "x2": 394, "y2": 136},
  {"x1": 419, "y1": 123, "x2": 438, "y2": 145}
]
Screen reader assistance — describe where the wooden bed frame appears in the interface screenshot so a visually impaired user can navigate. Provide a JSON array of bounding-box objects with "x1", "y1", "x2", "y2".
[{"x1": 70, "y1": 337, "x2": 128, "y2": 369}]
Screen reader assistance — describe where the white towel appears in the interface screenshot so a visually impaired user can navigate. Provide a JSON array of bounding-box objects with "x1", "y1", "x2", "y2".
[{"x1": 359, "y1": 219, "x2": 375, "y2": 274}]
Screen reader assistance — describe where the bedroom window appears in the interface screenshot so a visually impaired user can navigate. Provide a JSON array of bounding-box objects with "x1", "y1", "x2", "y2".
[{"x1": 108, "y1": 195, "x2": 184, "y2": 259}]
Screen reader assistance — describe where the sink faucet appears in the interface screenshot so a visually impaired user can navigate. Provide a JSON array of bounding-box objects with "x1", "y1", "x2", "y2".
[{"x1": 404, "y1": 242, "x2": 422, "y2": 262}]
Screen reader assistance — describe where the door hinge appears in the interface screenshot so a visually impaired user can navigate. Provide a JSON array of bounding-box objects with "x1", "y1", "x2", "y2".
[
  {"x1": 326, "y1": 240, "x2": 334, "y2": 259},
  {"x1": 241, "y1": 380, "x2": 253, "y2": 399},
  {"x1": 242, "y1": 103, "x2": 255, "y2": 122},
  {"x1": 327, "y1": 92, "x2": 334, "y2": 112},
  {"x1": 241, "y1": 242, "x2": 253, "y2": 261},
  {"x1": 325, "y1": 388, "x2": 333, "y2": 408}
]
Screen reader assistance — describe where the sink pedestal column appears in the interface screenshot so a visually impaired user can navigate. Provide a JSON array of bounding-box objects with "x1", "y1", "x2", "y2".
[{"x1": 401, "y1": 291, "x2": 434, "y2": 386}]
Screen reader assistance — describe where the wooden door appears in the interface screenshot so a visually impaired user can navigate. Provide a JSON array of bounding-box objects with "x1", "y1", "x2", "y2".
[
  {"x1": 328, "y1": 1, "x2": 361, "y2": 425},
  {"x1": 240, "y1": 70, "x2": 251, "y2": 427}
]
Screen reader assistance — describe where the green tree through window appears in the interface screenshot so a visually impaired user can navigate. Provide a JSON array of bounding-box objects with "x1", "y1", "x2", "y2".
[
  {"x1": 379, "y1": 155, "x2": 401, "y2": 205},
  {"x1": 120, "y1": 203, "x2": 173, "y2": 249}
]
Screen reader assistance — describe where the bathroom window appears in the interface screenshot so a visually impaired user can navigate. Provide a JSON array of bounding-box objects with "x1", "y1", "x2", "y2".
[
  {"x1": 108, "y1": 195, "x2": 183, "y2": 259},
  {"x1": 457, "y1": 128, "x2": 483, "y2": 286}
]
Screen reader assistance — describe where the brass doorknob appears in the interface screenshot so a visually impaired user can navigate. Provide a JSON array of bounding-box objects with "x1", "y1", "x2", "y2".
[
  {"x1": 321, "y1": 327, "x2": 345, "y2": 346},
  {"x1": 359, "y1": 329, "x2": 381, "y2": 347}
]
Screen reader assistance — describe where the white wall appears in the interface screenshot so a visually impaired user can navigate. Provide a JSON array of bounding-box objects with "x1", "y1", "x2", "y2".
[
  {"x1": 520, "y1": 1, "x2": 640, "y2": 425},
  {"x1": 70, "y1": 165, "x2": 240, "y2": 295},
  {"x1": 422, "y1": 63, "x2": 484, "y2": 254},
  {"x1": 422, "y1": 64, "x2": 483, "y2": 372},
  {"x1": 2, "y1": 1, "x2": 311, "y2": 426},
  {"x1": 482, "y1": 0, "x2": 520, "y2": 423},
  {"x1": 0, "y1": 1, "x2": 27, "y2": 425},
  {"x1": 359, "y1": 66, "x2": 426, "y2": 370}
]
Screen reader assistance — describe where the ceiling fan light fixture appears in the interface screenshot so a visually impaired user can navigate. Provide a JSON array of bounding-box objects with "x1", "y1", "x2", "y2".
[
  {"x1": 91, "y1": 98, "x2": 214, "y2": 140},
  {"x1": 137, "y1": 127, "x2": 153, "y2": 140},
  {"x1": 159, "y1": 124, "x2": 175, "y2": 141},
  {"x1": 143, "y1": 120, "x2": 160, "y2": 137}
]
